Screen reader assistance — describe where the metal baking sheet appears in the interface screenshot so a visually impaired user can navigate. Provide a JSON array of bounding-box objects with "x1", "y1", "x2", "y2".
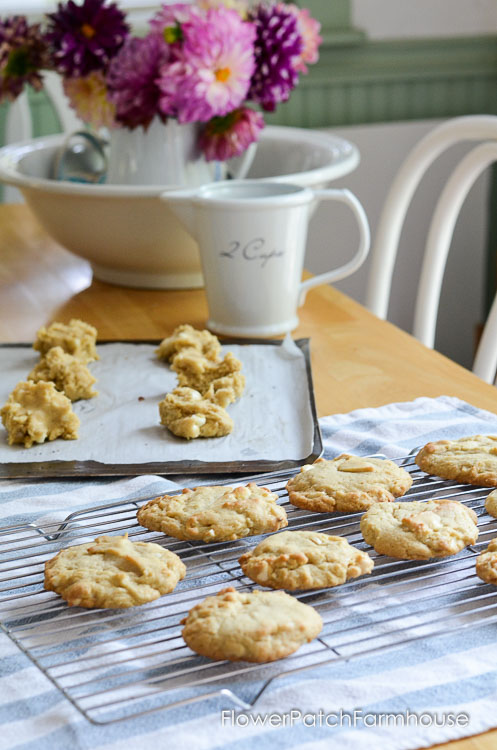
[{"x1": 0, "y1": 338, "x2": 322, "y2": 478}]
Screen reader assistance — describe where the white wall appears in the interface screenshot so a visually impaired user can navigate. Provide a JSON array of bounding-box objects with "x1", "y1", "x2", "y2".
[{"x1": 304, "y1": 2, "x2": 494, "y2": 370}]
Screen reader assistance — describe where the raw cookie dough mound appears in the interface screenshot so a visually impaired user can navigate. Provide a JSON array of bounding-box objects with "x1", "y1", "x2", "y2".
[
  {"x1": 181, "y1": 587, "x2": 322, "y2": 662},
  {"x1": 415, "y1": 435, "x2": 497, "y2": 487},
  {"x1": 172, "y1": 350, "x2": 245, "y2": 407},
  {"x1": 44, "y1": 534, "x2": 186, "y2": 608},
  {"x1": 476, "y1": 538, "x2": 497, "y2": 585},
  {"x1": 156, "y1": 324, "x2": 221, "y2": 363},
  {"x1": 158, "y1": 386, "x2": 233, "y2": 439},
  {"x1": 1, "y1": 381, "x2": 79, "y2": 448},
  {"x1": 33, "y1": 318, "x2": 98, "y2": 363},
  {"x1": 286, "y1": 455, "x2": 413, "y2": 513},
  {"x1": 239, "y1": 530, "x2": 374, "y2": 590},
  {"x1": 28, "y1": 346, "x2": 98, "y2": 401},
  {"x1": 360, "y1": 499, "x2": 478, "y2": 560},
  {"x1": 485, "y1": 489, "x2": 497, "y2": 518},
  {"x1": 137, "y1": 483, "x2": 288, "y2": 543}
]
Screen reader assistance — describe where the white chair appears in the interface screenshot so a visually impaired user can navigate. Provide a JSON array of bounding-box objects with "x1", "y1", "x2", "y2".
[
  {"x1": 4, "y1": 71, "x2": 82, "y2": 202},
  {"x1": 365, "y1": 115, "x2": 497, "y2": 384}
]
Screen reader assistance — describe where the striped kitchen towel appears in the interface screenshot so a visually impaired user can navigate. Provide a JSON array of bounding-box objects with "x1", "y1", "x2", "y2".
[{"x1": 1, "y1": 395, "x2": 497, "y2": 750}]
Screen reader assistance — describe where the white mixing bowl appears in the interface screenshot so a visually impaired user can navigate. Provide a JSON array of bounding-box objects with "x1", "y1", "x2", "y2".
[{"x1": 0, "y1": 126, "x2": 359, "y2": 289}]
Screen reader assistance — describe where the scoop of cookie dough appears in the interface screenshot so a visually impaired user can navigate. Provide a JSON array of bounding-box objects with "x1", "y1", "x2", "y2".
[
  {"x1": 156, "y1": 324, "x2": 221, "y2": 363},
  {"x1": 44, "y1": 534, "x2": 186, "y2": 608},
  {"x1": 286, "y1": 455, "x2": 413, "y2": 513},
  {"x1": 137, "y1": 483, "x2": 288, "y2": 543},
  {"x1": 1, "y1": 380, "x2": 79, "y2": 448},
  {"x1": 159, "y1": 387, "x2": 233, "y2": 439},
  {"x1": 33, "y1": 318, "x2": 98, "y2": 363},
  {"x1": 360, "y1": 499, "x2": 478, "y2": 559},
  {"x1": 28, "y1": 346, "x2": 98, "y2": 401},
  {"x1": 181, "y1": 587, "x2": 323, "y2": 662},
  {"x1": 239, "y1": 530, "x2": 374, "y2": 590},
  {"x1": 172, "y1": 350, "x2": 245, "y2": 407},
  {"x1": 485, "y1": 489, "x2": 497, "y2": 518},
  {"x1": 476, "y1": 538, "x2": 497, "y2": 585},
  {"x1": 415, "y1": 435, "x2": 497, "y2": 487}
]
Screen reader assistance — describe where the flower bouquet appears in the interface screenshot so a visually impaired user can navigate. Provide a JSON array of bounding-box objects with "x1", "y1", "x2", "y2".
[{"x1": 0, "y1": 0, "x2": 321, "y2": 165}]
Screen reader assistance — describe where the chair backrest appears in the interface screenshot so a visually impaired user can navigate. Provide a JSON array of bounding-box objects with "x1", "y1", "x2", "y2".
[
  {"x1": 3, "y1": 71, "x2": 82, "y2": 202},
  {"x1": 365, "y1": 115, "x2": 497, "y2": 384}
]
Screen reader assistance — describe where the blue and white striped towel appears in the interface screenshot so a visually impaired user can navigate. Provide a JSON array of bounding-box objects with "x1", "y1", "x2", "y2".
[{"x1": 1, "y1": 395, "x2": 497, "y2": 750}]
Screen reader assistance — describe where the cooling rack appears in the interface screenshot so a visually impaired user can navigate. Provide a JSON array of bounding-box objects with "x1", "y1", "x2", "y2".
[{"x1": 1, "y1": 452, "x2": 497, "y2": 725}]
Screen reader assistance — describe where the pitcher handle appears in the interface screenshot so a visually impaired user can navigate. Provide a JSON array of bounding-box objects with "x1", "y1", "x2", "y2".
[
  {"x1": 225, "y1": 141, "x2": 258, "y2": 180},
  {"x1": 299, "y1": 188, "x2": 370, "y2": 306}
]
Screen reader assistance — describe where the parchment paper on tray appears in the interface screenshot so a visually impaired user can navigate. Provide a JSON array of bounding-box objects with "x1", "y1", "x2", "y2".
[{"x1": 0, "y1": 337, "x2": 322, "y2": 477}]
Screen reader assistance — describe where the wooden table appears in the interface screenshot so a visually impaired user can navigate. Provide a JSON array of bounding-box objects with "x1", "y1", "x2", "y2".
[{"x1": 1, "y1": 203, "x2": 497, "y2": 749}]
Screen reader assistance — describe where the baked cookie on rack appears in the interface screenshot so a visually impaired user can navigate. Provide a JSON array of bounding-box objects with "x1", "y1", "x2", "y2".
[
  {"x1": 28, "y1": 346, "x2": 98, "y2": 401},
  {"x1": 485, "y1": 489, "x2": 497, "y2": 518},
  {"x1": 415, "y1": 435, "x2": 497, "y2": 487},
  {"x1": 475, "y1": 538, "x2": 497, "y2": 584},
  {"x1": 171, "y1": 349, "x2": 245, "y2": 407},
  {"x1": 33, "y1": 318, "x2": 98, "y2": 363},
  {"x1": 360, "y1": 499, "x2": 478, "y2": 560},
  {"x1": 1, "y1": 380, "x2": 79, "y2": 448},
  {"x1": 181, "y1": 587, "x2": 322, "y2": 662},
  {"x1": 158, "y1": 386, "x2": 233, "y2": 439},
  {"x1": 156, "y1": 324, "x2": 221, "y2": 363},
  {"x1": 137, "y1": 483, "x2": 287, "y2": 543},
  {"x1": 44, "y1": 534, "x2": 186, "y2": 608},
  {"x1": 286, "y1": 455, "x2": 413, "y2": 513},
  {"x1": 239, "y1": 530, "x2": 374, "y2": 590}
]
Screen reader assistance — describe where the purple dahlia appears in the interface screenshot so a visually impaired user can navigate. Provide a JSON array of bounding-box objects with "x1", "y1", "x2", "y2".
[
  {"x1": 107, "y1": 34, "x2": 169, "y2": 130},
  {"x1": 248, "y1": 3, "x2": 303, "y2": 112},
  {"x1": 47, "y1": 0, "x2": 129, "y2": 78},
  {"x1": 0, "y1": 16, "x2": 47, "y2": 101}
]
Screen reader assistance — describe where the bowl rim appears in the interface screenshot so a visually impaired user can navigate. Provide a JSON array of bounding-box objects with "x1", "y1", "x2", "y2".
[{"x1": 0, "y1": 125, "x2": 359, "y2": 196}]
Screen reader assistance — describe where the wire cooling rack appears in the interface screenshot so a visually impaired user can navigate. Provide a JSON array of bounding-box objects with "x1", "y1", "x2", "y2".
[{"x1": 1, "y1": 452, "x2": 497, "y2": 725}]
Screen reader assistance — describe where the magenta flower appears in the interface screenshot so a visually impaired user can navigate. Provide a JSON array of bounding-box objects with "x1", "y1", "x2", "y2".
[
  {"x1": 107, "y1": 34, "x2": 169, "y2": 130},
  {"x1": 199, "y1": 106, "x2": 264, "y2": 161},
  {"x1": 0, "y1": 16, "x2": 47, "y2": 101},
  {"x1": 157, "y1": 7, "x2": 255, "y2": 123},
  {"x1": 149, "y1": 3, "x2": 201, "y2": 44},
  {"x1": 283, "y1": 4, "x2": 322, "y2": 73},
  {"x1": 47, "y1": 0, "x2": 129, "y2": 78},
  {"x1": 248, "y1": 3, "x2": 302, "y2": 112}
]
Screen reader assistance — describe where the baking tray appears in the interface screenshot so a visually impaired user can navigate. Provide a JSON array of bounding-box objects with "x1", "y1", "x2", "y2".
[
  {"x1": 0, "y1": 451, "x2": 495, "y2": 725},
  {"x1": 0, "y1": 338, "x2": 322, "y2": 479}
]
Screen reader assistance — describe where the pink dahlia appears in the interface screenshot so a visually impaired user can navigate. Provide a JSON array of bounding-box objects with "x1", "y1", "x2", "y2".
[
  {"x1": 199, "y1": 106, "x2": 264, "y2": 161},
  {"x1": 47, "y1": 0, "x2": 129, "y2": 78},
  {"x1": 63, "y1": 71, "x2": 116, "y2": 129},
  {"x1": 157, "y1": 7, "x2": 255, "y2": 123},
  {"x1": 0, "y1": 17, "x2": 47, "y2": 102},
  {"x1": 149, "y1": 3, "x2": 201, "y2": 43},
  {"x1": 248, "y1": 3, "x2": 302, "y2": 112},
  {"x1": 282, "y1": 4, "x2": 322, "y2": 73},
  {"x1": 107, "y1": 34, "x2": 169, "y2": 130}
]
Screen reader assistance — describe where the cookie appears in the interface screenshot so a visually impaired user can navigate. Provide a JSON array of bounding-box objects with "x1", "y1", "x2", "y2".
[
  {"x1": 1, "y1": 380, "x2": 79, "y2": 448},
  {"x1": 156, "y1": 324, "x2": 221, "y2": 363},
  {"x1": 476, "y1": 539, "x2": 497, "y2": 585},
  {"x1": 181, "y1": 586, "x2": 322, "y2": 662},
  {"x1": 172, "y1": 350, "x2": 245, "y2": 407},
  {"x1": 137, "y1": 483, "x2": 288, "y2": 543},
  {"x1": 415, "y1": 435, "x2": 497, "y2": 487},
  {"x1": 28, "y1": 346, "x2": 98, "y2": 401},
  {"x1": 485, "y1": 489, "x2": 497, "y2": 518},
  {"x1": 239, "y1": 530, "x2": 374, "y2": 590},
  {"x1": 286, "y1": 455, "x2": 413, "y2": 513},
  {"x1": 44, "y1": 534, "x2": 186, "y2": 608},
  {"x1": 158, "y1": 387, "x2": 233, "y2": 439},
  {"x1": 360, "y1": 499, "x2": 478, "y2": 559},
  {"x1": 33, "y1": 318, "x2": 98, "y2": 363}
]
